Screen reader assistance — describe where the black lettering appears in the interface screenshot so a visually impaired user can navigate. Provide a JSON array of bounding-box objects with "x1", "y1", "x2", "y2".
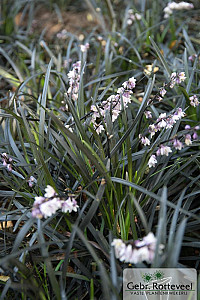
[
  {"x1": 153, "y1": 282, "x2": 158, "y2": 289},
  {"x1": 127, "y1": 282, "x2": 134, "y2": 290}
]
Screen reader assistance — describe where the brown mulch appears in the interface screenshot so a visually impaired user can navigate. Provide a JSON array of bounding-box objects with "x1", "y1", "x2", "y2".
[{"x1": 15, "y1": 5, "x2": 99, "y2": 40}]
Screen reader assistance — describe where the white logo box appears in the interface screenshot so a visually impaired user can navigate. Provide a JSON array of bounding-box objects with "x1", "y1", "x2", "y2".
[{"x1": 123, "y1": 268, "x2": 197, "y2": 300}]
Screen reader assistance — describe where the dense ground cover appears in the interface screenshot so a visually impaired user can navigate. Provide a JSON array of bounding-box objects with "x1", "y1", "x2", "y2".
[{"x1": 0, "y1": 0, "x2": 200, "y2": 299}]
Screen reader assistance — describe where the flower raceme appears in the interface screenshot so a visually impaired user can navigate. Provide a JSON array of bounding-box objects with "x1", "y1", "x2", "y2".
[
  {"x1": 111, "y1": 233, "x2": 163, "y2": 264},
  {"x1": 127, "y1": 9, "x2": 142, "y2": 25},
  {"x1": 189, "y1": 95, "x2": 199, "y2": 107},
  {"x1": 146, "y1": 108, "x2": 186, "y2": 168},
  {"x1": 147, "y1": 124, "x2": 199, "y2": 168},
  {"x1": 90, "y1": 76, "x2": 136, "y2": 134},
  {"x1": 156, "y1": 72, "x2": 187, "y2": 102},
  {"x1": 163, "y1": 1, "x2": 194, "y2": 19},
  {"x1": 32, "y1": 185, "x2": 79, "y2": 219},
  {"x1": 148, "y1": 108, "x2": 186, "y2": 139},
  {"x1": 1, "y1": 153, "x2": 38, "y2": 187},
  {"x1": 146, "y1": 72, "x2": 187, "y2": 105},
  {"x1": 67, "y1": 61, "x2": 81, "y2": 101},
  {"x1": 140, "y1": 70, "x2": 199, "y2": 169}
]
